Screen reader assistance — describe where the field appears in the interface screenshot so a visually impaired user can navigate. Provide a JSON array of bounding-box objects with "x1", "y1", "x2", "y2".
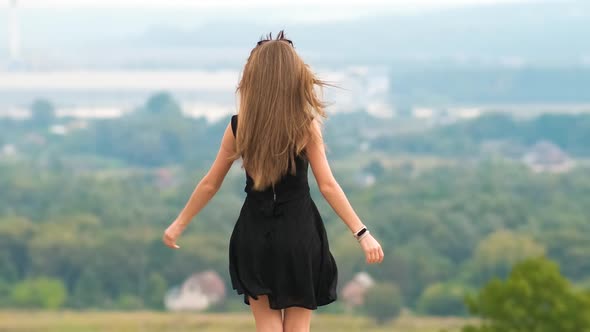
[{"x1": 0, "y1": 310, "x2": 469, "y2": 332}]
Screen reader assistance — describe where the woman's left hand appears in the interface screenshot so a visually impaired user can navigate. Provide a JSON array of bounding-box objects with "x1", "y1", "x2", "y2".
[
  {"x1": 359, "y1": 233, "x2": 384, "y2": 264},
  {"x1": 162, "y1": 220, "x2": 185, "y2": 249}
]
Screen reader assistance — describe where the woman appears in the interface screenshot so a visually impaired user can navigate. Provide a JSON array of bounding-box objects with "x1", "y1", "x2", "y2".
[{"x1": 163, "y1": 30, "x2": 384, "y2": 332}]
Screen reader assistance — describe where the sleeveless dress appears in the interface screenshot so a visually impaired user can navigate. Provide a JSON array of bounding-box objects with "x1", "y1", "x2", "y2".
[{"x1": 228, "y1": 114, "x2": 338, "y2": 310}]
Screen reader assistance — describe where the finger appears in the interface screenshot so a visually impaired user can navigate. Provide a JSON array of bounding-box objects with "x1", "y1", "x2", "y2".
[
  {"x1": 163, "y1": 238, "x2": 179, "y2": 249},
  {"x1": 379, "y1": 247, "x2": 384, "y2": 262}
]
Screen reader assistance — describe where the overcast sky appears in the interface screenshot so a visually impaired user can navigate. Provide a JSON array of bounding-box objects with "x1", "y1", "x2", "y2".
[
  {"x1": 4, "y1": 0, "x2": 538, "y2": 10},
  {"x1": 0, "y1": 0, "x2": 545, "y2": 24}
]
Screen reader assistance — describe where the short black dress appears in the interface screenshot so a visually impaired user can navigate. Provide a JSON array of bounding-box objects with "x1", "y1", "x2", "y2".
[{"x1": 228, "y1": 114, "x2": 338, "y2": 310}]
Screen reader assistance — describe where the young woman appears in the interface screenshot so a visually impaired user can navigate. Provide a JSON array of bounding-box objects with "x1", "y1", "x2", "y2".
[{"x1": 163, "y1": 31, "x2": 384, "y2": 332}]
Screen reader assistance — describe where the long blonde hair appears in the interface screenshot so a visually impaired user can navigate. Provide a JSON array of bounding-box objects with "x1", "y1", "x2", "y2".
[{"x1": 230, "y1": 31, "x2": 328, "y2": 191}]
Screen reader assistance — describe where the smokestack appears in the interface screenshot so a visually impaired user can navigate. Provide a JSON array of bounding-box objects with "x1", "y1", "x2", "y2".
[{"x1": 9, "y1": 0, "x2": 21, "y2": 63}]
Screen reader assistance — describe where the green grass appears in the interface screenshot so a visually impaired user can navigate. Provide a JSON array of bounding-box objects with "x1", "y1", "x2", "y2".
[{"x1": 0, "y1": 310, "x2": 469, "y2": 332}]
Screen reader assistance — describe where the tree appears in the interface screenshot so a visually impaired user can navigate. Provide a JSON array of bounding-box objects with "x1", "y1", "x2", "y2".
[
  {"x1": 0, "y1": 279, "x2": 12, "y2": 307},
  {"x1": 382, "y1": 240, "x2": 454, "y2": 306},
  {"x1": 363, "y1": 159, "x2": 385, "y2": 177},
  {"x1": 0, "y1": 253, "x2": 18, "y2": 284},
  {"x1": 0, "y1": 217, "x2": 34, "y2": 282},
  {"x1": 464, "y1": 230, "x2": 546, "y2": 286},
  {"x1": 462, "y1": 257, "x2": 590, "y2": 332},
  {"x1": 418, "y1": 282, "x2": 471, "y2": 316},
  {"x1": 30, "y1": 99, "x2": 55, "y2": 127},
  {"x1": 363, "y1": 282, "x2": 403, "y2": 325},
  {"x1": 142, "y1": 92, "x2": 182, "y2": 116},
  {"x1": 72, "y1": 269, "x2": 106, "y2": 308},
  {"x1": 145, "y1": 272, "x2": 167, "y2": 310},
  {"x1": 11, "y1": 277, "x2": 67, "y2": 309},
  {"x1": 115, "y1": 294, "x2": 144, "y2": 310},
  {"x1": 545, "y1": 229, "x2": 590, "y2": 280}
]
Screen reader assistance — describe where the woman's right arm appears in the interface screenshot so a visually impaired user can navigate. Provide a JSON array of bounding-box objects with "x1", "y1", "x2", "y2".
[{"x1": 306, "y1": 118, "x2": 384, "y2": 264}]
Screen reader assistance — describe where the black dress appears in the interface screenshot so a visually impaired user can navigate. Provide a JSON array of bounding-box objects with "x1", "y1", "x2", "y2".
[{"x1": 228, "y1": 114, "x2": 338, "y2": 310}]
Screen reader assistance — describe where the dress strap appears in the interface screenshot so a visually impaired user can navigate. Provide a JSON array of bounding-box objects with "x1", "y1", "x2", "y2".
[{"x1": 231, "y1": 114, "x2": 238, "y2": 137}]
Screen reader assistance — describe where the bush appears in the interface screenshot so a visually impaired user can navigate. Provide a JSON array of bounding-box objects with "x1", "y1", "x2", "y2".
[
  {"x1": 11, "y1": 277, "x2": 67, "y2": 309},
  {"x1": 363, "y1": 282, "x2": 403, "y2": 324},
  {"x1": 462, "y1": 257, "x2": 590, "y2": 332},
  {"x1": 417, "y1": 283, "x2": 471, "y2": 316},
  {"x1": 115, "y1": 294, "x2": 144, "y2": 310}
]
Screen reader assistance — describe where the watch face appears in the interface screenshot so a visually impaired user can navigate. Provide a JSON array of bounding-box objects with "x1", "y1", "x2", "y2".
[{"x1": 356, "y1": 228, "x2": 367, "y2": 237}]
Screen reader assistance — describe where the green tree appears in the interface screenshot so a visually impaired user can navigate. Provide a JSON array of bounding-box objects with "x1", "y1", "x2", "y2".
[
  {"x1": 72, "y1": 269, "x2": 106, "y2": 308},
  {"x1": 145, "y1": 272, "x2": 167, "y2": 310},
  {"x1": 143, "y1": 92, "x2": 182, "y2": 116},
  {"x1": 0, "y1": 279, "x2": 12, "y2": 307},
  {"x1": 116, "y1": 294, "x2": 144, "y2": 310},
  {"x1": 0, "y1": 217, "x2": 33, "y2": 283},
  {"x1": 363, "y1": 282, "x2": 403, "y2": 325},
  {"x1": 363, "y1": 159, "x2": 385, "y2": 177},
  {"x1": 382, "y1": 240, "x2": 454, "y2": 306},
  {"x1": 11, "y1": 277, "x2": 67, "y2": 309},
  {"x1": 30, "y1": 99, "x2": 55, "y2": 127},
  {"x1": 462, "y1": 257, "x2": 590, "y2": 332},
  {"x1": 545, "y1": 229, "x2": 590, "y2": 280},
  {"x1": 417, "y1": 282, "x2": 471, "y2": 316},
  {"x1": 464, "y1": 230, "x2": 546, "y2": 286},
  {"x1": 0, "y1": 253, "x2": 18, "y2": 284}
]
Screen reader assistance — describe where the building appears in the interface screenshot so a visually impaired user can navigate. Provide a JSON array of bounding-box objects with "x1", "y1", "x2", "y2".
[
  {"x1": 522, "y1": 140, "x2": 574, "y2": 173},
  {"x1": 1, "y1": 144, "x2": 17, "y2": 157},
  {"x1": 164, "y1": 269, "x2": 226, "y2": 311},
  {"x1": 340, "y1": 271, "x2": 375, "y2": 311}
]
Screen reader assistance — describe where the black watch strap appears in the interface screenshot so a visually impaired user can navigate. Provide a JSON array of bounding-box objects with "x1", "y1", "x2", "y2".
[{"x1": 355, "y1": 227, "x2": 367, "y2": 238}]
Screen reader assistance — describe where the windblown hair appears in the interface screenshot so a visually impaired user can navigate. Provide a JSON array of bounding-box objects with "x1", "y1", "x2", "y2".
[{"x1": 230, "y1": 30, "x2": 328, "y2": 191}]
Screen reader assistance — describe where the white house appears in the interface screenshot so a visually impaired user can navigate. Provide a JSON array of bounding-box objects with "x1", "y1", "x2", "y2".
[
  {"x1": 522, "y1": 140, "x2": 574, "y2": 173},
  {"x1": 340, "y1": 271, "x2": 375, "y2": 311},
  {"x1": 164, "y1": 269, "x2": 226, "y2": 311}
]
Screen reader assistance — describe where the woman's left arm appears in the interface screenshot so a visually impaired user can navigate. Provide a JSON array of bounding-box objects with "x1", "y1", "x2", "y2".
[{"x1": 163, "y1": 122, "x2": 237, "y2": 249}]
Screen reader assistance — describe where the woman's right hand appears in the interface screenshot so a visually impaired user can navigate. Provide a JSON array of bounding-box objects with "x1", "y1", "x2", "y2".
[
  {"x1": 359, "y1": 233, "x2": 384, "y2": 264},
  {"x1": 162, "y1": 219, "x2": 185, "y2": 250}
]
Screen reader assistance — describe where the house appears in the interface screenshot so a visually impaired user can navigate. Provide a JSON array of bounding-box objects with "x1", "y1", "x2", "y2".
[
  {"x1": 522, "y1": 140, "x2": 574, "y2": 173},
  {"x1": 1, "y1": 144, "x2": 17, "y2": 157},
  {"x1": 155, "y1": 168, "x2": 178, "y2": 189},
  {"x1": 164, "y1": 269, "x2": 226, "y2": 311},
  {"x1": 355, "y1": 172, "x2": 376, "y2": 188},
  {"x1": 49, "y1": 120, "x2": 89, "y2": 136},
  {"x1": 340, "y1": 271, "x2": 375, "y2": 311}
]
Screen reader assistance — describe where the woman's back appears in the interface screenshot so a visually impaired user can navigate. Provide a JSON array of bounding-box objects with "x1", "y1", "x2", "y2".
[
  {"x1": 231, "y1": 114, "x2": 312, "y2": 203},
  {"x1": 228, "y1": 112, "x2": 338, "y2": 310}
]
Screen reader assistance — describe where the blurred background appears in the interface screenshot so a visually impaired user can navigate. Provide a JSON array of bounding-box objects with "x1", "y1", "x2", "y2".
[{"x1": 1, "y1": 0, "x2": 589, "y2": 331}]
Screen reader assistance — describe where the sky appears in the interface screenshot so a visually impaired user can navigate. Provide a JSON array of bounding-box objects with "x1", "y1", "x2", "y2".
[
  {"x1": 1, "y1": 0, "x2": 577, "y2": 59},
  {"x1": 4, "y1": 0, "x2": 535, "y2": 6},
  {"x1": 0, "y1": 0, "x2": 544, "y2": 24},
  {"x1": 3, "y1": 0, "x2": 539, "y2": 10}
]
